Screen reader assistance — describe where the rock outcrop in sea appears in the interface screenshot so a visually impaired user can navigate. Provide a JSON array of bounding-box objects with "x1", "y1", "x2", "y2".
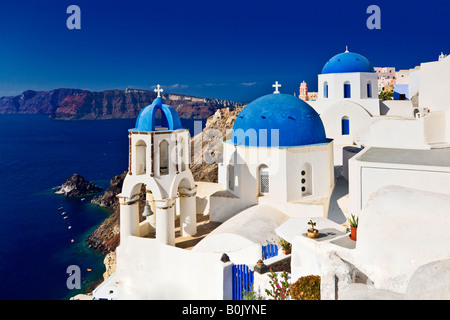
[{"x1": 54, "y1": 173, "x2": 102, "y2": 197}]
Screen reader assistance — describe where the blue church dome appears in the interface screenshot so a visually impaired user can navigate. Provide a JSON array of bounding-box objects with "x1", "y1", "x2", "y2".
[
  {"x1": 322, "y1": 50, "x2": 374, "y2": 74},
  {"x1": 130, "y1": 97, "x2": 183, "y2": 132},
  {"x1": 231, "y1": 94, "x2": 328, "y2": 148}
]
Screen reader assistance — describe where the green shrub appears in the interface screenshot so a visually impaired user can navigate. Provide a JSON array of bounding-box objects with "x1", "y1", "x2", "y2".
[{"x1": 289, "y1": 275, "x2": 320, "y2": 300}]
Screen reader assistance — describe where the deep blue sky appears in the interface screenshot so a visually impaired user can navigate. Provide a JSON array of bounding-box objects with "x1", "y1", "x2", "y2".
[{"x1": 0, "y1": 0, "x2": 449, "y2": 102}]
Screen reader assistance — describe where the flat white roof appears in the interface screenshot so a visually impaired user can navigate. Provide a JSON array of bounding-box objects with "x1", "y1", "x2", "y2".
[{"x1": 358, "y1": 147, "x2": 450, "y2": 168}]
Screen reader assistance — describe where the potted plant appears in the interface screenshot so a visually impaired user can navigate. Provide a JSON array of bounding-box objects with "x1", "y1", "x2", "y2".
[
  {"x1": 256, "y1": 259, "x2": 264, "y2": 267},
  {"x1": 306, "y1": 219, "x2": 319, "y2": 238},
  {"x1": 348, "y1": 214, "x2": 358, "y2": 241},
  {"x1": 278, "y1": 237, "x2": 291, "y2": 255}
]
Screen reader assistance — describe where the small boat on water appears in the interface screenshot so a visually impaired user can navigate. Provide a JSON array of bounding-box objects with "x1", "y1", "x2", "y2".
[
  {"x1": 63, "y1": 216, "x2": 68, "y2": 219},
  {"x1": 61, "y1": 212, "x2": 66, "y2": 215},
  {"x1": 81, "y1": 198, "x2": 85, "y2": 201},
  {"x1": 68, "y1": 226, "x2": 72, "y2": 229},
  {"x1": 58, "y1": 207, "x2": 63, "y2": 211}
]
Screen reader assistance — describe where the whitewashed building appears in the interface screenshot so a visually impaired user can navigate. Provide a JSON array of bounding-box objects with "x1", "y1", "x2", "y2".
[{"x1": 307, "y1": 48, "x2": 380, "y2": 165}]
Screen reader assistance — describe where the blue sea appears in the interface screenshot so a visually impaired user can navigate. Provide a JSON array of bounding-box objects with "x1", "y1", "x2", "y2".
[{"x1": 0, "y1": 114, "x2": 206, "y2": 300}]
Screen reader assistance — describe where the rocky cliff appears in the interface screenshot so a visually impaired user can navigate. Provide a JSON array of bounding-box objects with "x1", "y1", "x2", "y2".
[
  {"x1": 0, "y1": 88, "x2": 244, "y2": 120},
  {"x1": 86, "y1": 106, "x2": 244, "y2": 254},
  {"x1": 190, "y1": 106, "x2": 244, "y2": 183}
]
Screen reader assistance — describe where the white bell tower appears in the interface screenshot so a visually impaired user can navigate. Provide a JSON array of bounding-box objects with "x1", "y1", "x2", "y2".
[{"x1": 118, "y1": 86, "x2": 197, "y2": 246}]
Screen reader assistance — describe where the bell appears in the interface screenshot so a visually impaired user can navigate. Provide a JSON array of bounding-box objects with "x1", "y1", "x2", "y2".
[{"x1": 142, "y1": 203, "x2": 153, "y2": 217}]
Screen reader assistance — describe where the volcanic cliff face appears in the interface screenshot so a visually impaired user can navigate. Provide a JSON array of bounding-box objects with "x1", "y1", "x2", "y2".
[
  {"x1": 190, "y1": 106, "x2": 244, "y2": 183},
  {"x1": 0, "y1": 88, "x2": 244, "y2": 120}
]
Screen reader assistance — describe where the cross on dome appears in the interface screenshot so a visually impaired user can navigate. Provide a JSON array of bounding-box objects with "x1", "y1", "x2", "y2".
[
  {"x1": 272, "y1": 81, "x2": 281, "y2": 94},
  {"x1": 154, "y1": 84, "x2": 164, "y2": 97},
  {"x1": 345, "y1": 46, "x2": 349, "y2": 53}
]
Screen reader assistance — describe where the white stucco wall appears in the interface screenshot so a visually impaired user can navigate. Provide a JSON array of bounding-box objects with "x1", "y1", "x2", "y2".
[
  {"x1": 349, "y1": 147, "x2": 450, "y2": 215},
  {"x1": 419, "y1": 55, "x2": 450, "y2": 112},
  {"x1": 380, "y1": 100, "x2": 414, "y2": 117},
  {"x1": 220, "y1": 140, "x2": 334, "y2": 214},
  {"x1": 409, "y1": 68, "x2": 421, "y2": 98},
  {"x1": 367, "y1": 117, "x2": 427, "y2": 149},
  {"x1": 318, "y1": 72, "x2": 379, "y2": 103},
  {"x1": 309, "y1": 99, "x2": 373, "y2": 165},
  {"x1": 115, "y1": 237, "x2": 233, "y2": 299}
]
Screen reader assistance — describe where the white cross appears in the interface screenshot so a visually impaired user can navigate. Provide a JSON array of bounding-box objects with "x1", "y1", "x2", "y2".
[
  {"x1": 154, "y1": 84, "x2": 164, "y2": 97},
  {"x1": 272, "y1": 81, "x2": 281, "y2": 94}
]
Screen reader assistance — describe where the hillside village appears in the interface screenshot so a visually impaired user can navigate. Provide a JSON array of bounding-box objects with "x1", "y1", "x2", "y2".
[{"x1": 74, "y1": 48, "x2": 450, "y2": 300}]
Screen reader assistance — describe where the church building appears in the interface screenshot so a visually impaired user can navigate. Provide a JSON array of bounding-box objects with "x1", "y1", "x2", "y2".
[
  {"x1": 308, "y1": 47, "x2": 380, "y2": 165},
  {"x1": 214, "y1": 89, "x2": 335, "y2": 222}
]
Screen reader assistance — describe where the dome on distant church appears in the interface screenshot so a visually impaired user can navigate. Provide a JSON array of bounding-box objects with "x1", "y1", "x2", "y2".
[
  {"x1": 232, "y1": 93, "x2": 328, "y2": 148},
  {"x1": 131, "y1": 97, "x2": 183, "y2": 132},
  {"x1": 321, "y1": 49, "x2": 374, "y2": 74}
]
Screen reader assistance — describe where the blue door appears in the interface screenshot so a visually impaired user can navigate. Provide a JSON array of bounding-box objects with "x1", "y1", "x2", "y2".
[
  {"x1": 344, "y1": 84, "x2": 351, "y2": 98},
  {"x1": 262, "y1": 244, "x2": 278, "y2": 260},
  {"x1": 232, "y1": 264, "x2": 254, "y2": 300}
]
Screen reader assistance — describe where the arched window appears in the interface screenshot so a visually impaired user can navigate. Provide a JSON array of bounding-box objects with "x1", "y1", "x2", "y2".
[
  {"x1": 301, "y1": 163, "x2": 312, "y2": 196},
  {"x1": 135, "y1": 140, "x2": 146, "y2": 175},
  {"x1": 259, "y1": 165, "x2": 269, "y2": 195},
  {"x1": 342, "y1": 116, "x2": 350, "y2": 135},
  {"x1": 344, "y1": 81, "x2": 351, "y2": 98},
  {"x1": 323, "y1": 81, "x2": 329, "y2": 98},
  {"x1": 367, "y1": 81, "x2": 372, "y2": 98},
  {"x1": 179, "y1": 138, "x2": 186, "y2": 172},
  {"x1": 159, "y1": 139, "x2": 169, "y2": 175}
]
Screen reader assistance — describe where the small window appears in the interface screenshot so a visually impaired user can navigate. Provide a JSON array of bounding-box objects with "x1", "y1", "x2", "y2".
[
  {"x1": 301, "y1": 163, "x2": 312, "y2": 196},
  {"x1": 344, "y1": 82, "x2": 351, "y2": 98},
  {"x1": 367, "y1": 82, "x2": 372, "y2": 98},
  {"x1": 323, "y1": 82, "x2": 329, "y2": 98},
  {"x1": 259, "y1": 165, "x2": 269, "y2": 195},
  {"x1": 342, "y1": 116, "x2": 350, "y2": 135}
]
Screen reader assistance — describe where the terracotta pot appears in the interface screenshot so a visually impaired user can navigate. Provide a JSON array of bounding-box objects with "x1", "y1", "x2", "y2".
[
  {"x1": 306, "y1": 229, "x2": 319, "y2": 238},
  {"x1": 350, "y1": 226, "x2": 357, "y2": 241},
  {"x1": 282, "y1": 248, "x2": 291, "y2": 255}
]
